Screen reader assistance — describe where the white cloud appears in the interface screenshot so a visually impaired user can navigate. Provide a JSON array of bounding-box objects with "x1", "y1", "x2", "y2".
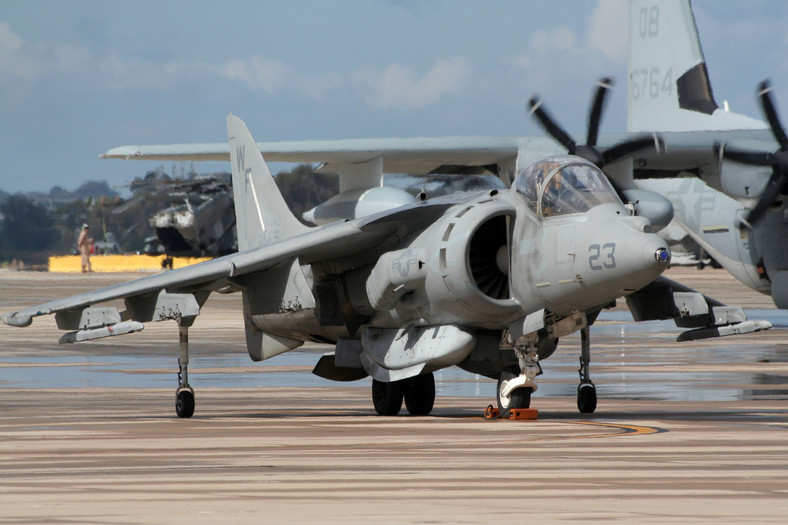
[
  {"x1": 0, "y1": 20, "x2": 100, "y2": 83},
  {"x1": 99, "y1": 52, "x2": 181, "y2": 91},
  {"x1": 588, "y1": 0, "x2": 629, "y2": 63},
  {"x1": 0, "y1": 20, "x2": 22, "y2": 60},
  {"x1": 0, "y1": 18, "x2": 474, "y2": 111},
  {"x1": 502, "y1": 17, "x2": 626, "y2": 133},
  {"x1": 529, "y1": 26, "x2": 579, "y2": 54},
  {"x1": 0, "y1": 20, "x2": 341, "y2": 101},
  {"x1": 218, "y1": 55, "x2": 292, "y2": 96},
  {"x1": 351, "y1": 58, "x2": 472, "y2": 110}
]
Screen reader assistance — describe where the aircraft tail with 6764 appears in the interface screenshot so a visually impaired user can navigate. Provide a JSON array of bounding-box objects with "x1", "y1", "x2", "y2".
[{"x1": 627, "y1": 0, "x2": 765, "y2": 132}]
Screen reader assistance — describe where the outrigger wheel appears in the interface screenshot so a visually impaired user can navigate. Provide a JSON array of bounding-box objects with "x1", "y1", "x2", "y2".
[
  {"x1": 577, "y1": 383, "x2": 597, "y2": 414},
  {"x1": 176, "y1": 388, "x2": 195, "y2": 418},
  {"x1": 497, "y1": 365, "x2": 532, "y2": 416}
]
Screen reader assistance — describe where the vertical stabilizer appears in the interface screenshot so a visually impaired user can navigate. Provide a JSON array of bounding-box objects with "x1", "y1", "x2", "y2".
[
  {"x1": 627, "y1": 0, "x2": 764, "y2": 132},
  {"x1": 227, "y1": 115, "x2": 308, "y2": 251}
]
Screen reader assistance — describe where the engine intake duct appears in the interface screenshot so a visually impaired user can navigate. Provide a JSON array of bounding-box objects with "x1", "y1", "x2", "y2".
[{"x1": 469, "y1": 215, "x2": 509, "y2": 300}]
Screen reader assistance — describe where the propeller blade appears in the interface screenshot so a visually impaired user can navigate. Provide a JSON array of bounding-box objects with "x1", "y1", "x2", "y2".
[
  {"x1": 758, "y1": 80, "x2": 788, "y2": 149},
  {"x1": 602, "y1": 135, "x2": 659, "y2": 166},
  {"x1": 528, "y1": 96, "x2": 577, "y2": 154},
  {"x1": 746, "y1": 167, "x2": 788, "y2": 225},
  {"x1": 587, "y1": 77, "x2": 614, "y2": 148},
  {"x1": 718, "y1": 144, "x2": 774, "y2": 166}
]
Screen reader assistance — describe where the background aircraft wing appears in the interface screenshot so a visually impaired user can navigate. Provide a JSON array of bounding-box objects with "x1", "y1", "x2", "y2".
[
  {"x1": 102, "y1": 129, "x2": 778, "y2": 178},
  {"x1": 102, "y1": 136, "x2": 554, "y2": 176}
]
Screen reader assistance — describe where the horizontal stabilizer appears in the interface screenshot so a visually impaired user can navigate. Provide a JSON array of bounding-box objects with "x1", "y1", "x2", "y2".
[
  {"x1": 59, "y1": 321, "x2": 144, "y2": 344},
  {"x1": 677, "y1": 319, "x2": 772, "y2": 342}
]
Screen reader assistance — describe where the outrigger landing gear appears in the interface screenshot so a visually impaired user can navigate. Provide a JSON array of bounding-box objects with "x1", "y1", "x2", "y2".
[
  {"x1": 175, "y1": 324, "x2": 195, "y2": 418},
  {"x1": 497, "y1": 343, "x2": 540, "y2": 416},
  {"x1": 577, "y1": 327, "x2": 597, "y2": 414}
]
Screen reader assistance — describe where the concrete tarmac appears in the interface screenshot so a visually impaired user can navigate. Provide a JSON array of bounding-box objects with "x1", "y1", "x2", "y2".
[{"x1": 1, "y1": 268, "x2": 787, "y2": 524}]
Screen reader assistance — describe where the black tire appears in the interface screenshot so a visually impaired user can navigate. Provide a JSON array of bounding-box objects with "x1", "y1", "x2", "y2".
[
  {"x1": 372, "y1": 379, "x2": 404, "y2": 416},
  {"x1": 577, "y1": 383, "x2": 597, "y2": 414},
  {"x1": 497, "y1": 366, "x2": 531, "y2": 414},
  {"x1": 176, "y1": 389, "x2": 195, "y2": 418},
  {"x1": 404, "y1": 373, "x2": 435, "y2": 416}
]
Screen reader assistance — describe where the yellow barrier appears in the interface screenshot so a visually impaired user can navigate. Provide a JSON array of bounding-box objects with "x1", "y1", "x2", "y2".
[{"x1": 48, "y1": 255, "x2": 213, "y2": 273}]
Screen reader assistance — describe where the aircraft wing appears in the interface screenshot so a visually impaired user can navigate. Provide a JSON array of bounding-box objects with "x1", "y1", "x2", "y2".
[
  {"x1": 102, "y1": 135, "x2": 557, "y2": 176},
  {"x1": 1, "y1": 198, "x2": 457, "y2": 329},
  {"x1": 102, "y1": 129, "x2": 778, "y2": 181}
]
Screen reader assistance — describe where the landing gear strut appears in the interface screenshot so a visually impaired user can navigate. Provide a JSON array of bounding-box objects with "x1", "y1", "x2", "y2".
[
  {"x1": 497, "y1": 343, "x2": 540, "y2": 416},
  {"x1": 175, "y1": 324, "x2": 195, "y2": 418},
  {"x1": 577, "y1": 327, "x2": 597, "y2": 414}
]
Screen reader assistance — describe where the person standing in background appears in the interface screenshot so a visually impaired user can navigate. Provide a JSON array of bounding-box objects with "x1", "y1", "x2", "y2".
[{"x1": 78, "y1": 224, "x2": 93, "y2": 273}]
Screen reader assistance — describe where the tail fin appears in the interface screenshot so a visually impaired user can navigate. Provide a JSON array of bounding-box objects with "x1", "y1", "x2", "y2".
[
  {"x1": 627, "y1": 0, "x2": 764, "y2": 132},
  {"x1": 227, "y1": 114, "x2": 308, "y2": 251}
]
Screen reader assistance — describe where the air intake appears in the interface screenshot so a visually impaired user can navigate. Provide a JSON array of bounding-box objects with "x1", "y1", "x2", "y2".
[{"x1": 468, "y1": 215, "x2": 510, "y2": 300}]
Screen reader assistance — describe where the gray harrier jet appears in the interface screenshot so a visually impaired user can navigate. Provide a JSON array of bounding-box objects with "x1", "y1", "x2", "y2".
[{"x1": 3, "y1": 115, "x2": 766, "y2": 419}]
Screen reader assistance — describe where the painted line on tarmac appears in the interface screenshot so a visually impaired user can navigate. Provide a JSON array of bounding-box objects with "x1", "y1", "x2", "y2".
[{"x1": 558, "y1": 420, "x2": 668, "y2": 439}]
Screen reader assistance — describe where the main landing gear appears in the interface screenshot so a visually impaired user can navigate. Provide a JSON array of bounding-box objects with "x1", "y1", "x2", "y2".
[{"x1": 372, "y1": 373, "x2": 435, "y2": 416}]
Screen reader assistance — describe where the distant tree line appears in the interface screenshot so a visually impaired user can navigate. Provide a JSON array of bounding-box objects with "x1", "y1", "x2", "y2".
[{"x1": 0, "y1": 164, "x2": 338, "y2": 268}]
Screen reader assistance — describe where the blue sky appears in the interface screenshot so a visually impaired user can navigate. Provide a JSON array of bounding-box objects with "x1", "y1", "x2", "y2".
[{"x1": 1, "y1": 0, "x2": 787, "y2": 194}]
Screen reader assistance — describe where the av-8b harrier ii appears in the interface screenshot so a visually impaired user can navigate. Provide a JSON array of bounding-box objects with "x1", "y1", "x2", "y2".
[{"x1": 1, "y1": 114, "x2": 767, "y2": 419}]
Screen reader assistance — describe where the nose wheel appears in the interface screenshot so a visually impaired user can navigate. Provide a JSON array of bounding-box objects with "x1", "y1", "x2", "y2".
[
  {"x1": 577, "y1": 327, "x2": 597, "y2": 414},
  {"x1": 497, "y1": 366, "x2": 533, "y2": 416}
]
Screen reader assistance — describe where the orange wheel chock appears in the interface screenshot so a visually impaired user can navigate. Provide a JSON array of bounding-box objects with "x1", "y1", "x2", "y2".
[
  {"x1": 483, "y1": 405, "x2": 500, "y2": 419},
  {"x1": 509, "y1": 408, "x2": 539, "y2": 420}
]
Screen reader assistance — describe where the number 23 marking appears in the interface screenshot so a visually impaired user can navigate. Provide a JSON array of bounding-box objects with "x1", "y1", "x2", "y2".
[{"x1": 589, "y1": 243, "x2": 616, "y2": 270}]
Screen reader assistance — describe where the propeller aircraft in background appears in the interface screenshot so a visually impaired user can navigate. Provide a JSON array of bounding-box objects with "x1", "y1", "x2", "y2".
[{"x1": 101, "y1": 0, "x2": 788, "y2": 310}]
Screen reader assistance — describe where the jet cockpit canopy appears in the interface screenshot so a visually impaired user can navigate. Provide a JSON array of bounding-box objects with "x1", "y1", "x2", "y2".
[{"x1": 513, "y1": 155, "x2": 622, "y2": 218}]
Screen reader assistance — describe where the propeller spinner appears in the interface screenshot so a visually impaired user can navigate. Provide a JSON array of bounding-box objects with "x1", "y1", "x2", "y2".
[{"x1": 716, "y1": 80, "x2": 788, "y2": 226}]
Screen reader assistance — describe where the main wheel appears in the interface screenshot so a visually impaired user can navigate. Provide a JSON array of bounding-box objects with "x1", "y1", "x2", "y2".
[
  {"x1": 175, "y1": 389, "x2": 195, "y2": 418},
  {"x1": 577, "y1": 383, "x2": 597, "y2": 414},
  {"x1": 372, "y1": 379, "x2": 404, "y2": 416},
  {"x1": 404, "y1": 373, "x2": 435, "y2": 416},
  {"x1": 497, "y1": 366, "x2": 531, "y2": 414}
]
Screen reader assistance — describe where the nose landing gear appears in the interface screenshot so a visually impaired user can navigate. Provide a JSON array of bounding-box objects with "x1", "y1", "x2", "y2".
[{"x1": 497, "y1": 343, "x2": 540, "y2": 417}]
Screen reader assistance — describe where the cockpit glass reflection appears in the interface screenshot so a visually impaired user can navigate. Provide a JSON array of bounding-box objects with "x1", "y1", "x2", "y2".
[{"x1": 514, "y1": 156, "x2": 622, "y2": 218}]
